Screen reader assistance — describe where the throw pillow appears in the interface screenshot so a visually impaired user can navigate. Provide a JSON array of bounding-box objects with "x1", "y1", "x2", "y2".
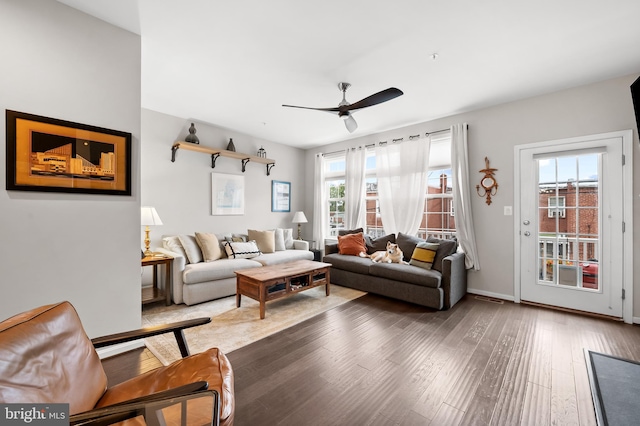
[
  {"x1": 337, "y1": 232, "x2": 367, "y2": 256},
  {"x1": 366, "y1": 233, "x2": 397, "y2": 254},
  {"x1": 162, "y1": 236, "x2": 189, "y2": 262},
  {"x1": 409, "y1": 242, "x2": 440, "y2": 270},
  {"x1": 177, "y1": 235, "x2": 203, "y2": 264},
  {"x1": 283, "y1": 228, "x2": 294, "y2": 249},
  {"x1": 427, "y1": 236, "x2": 458, "y2": 273},
  {"x1": 338, "y1": 228, "x2": 364, "y2": 236},
  {"x1": 396, "y1": 232, "x2": 426, "y2": 262},
  {"x1": 231, "y1": 233, "x2": 247, "y2": 242},
  {"x1": 195, "y1": 232, "x2": 222, "y2": 262},
  {"x1": 248, "y1": 229, "x2": 275, "y2": 253},
  {"x1": 273, "y1": 228, "x2": 286, "y2": 251},
  {"x1": 224, "y1": 240, "x2": 262, "y2": 259}
]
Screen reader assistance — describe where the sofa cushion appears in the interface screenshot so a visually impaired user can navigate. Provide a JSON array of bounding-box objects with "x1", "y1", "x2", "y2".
[
  {"x1": 369, "y1": 262, "x2": 441, "y2": 289},
  {"x1": 253, "y1": 249, "x2": 314, "y2": 266},
  {"x1": 338, "y1": 232, "x2": 367, "y2": 256},
  {"x1": 323, "y1": 253, "x2": 372, "y2": 275},
  {"x1": 248, "y1": 229, "x2": 275, "y2": 253},
  {"x1": 338, "y1": 228, "x2": 363, "y2": 236},
  {"x1": 224, "y1": 240, "x2": 261, "y2": 259},
  {"x1": 182, "y1": 258, "x2": 261, "y2": 284},
  {"x1": 178, "y1": 235, "x2": 204, "y2": 264},
  {"x1": 396, "y1": 233, "x2": 425, "y2": 262},
  {"x1": 273, "y1": 228, "x2": 286, "y2": 251},
  {"x1": 283, "y1": 228, "x2": 294, "y2": 249},
  {"x1": 365, "y1": 233, "x2": 396, "y2": 254},
  {"x1": 162, "y1": 236, "x2": 189, "y2": 262},
  {"x1": 428, "y1": 236, "x2": 458, "y2": 273},
  {"x1": 195, "y1": 232, "x2": 223, "y2": 262},
  {"x1": 409, "y1": 242, "x2": 439, "y2": 270}
]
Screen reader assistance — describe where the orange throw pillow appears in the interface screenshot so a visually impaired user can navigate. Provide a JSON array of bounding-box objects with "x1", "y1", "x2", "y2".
[{"x1": 338, "y1": 232, "x2": 367, "y2": 256}]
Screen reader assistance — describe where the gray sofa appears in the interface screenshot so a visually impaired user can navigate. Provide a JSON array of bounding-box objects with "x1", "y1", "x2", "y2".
[{"x1": 323, "y1": 232, "x2": 467, "y2": 310}]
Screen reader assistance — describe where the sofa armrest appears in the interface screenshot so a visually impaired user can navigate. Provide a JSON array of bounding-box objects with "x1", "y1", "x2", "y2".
[
  {"x1": 441, "y1": 252, "x2": 467, "y2": 309},
  {"x1": 293, "y1": 240, "x2": 309, "y2": 251},
  {"x1": 324, "y1": 241, "x2": 339, "y2": 255}
]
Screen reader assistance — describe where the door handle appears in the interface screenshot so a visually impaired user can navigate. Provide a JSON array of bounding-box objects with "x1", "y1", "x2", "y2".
[
  {"x1": 523, "y1": 220, "x2": 530, "y2": 225},
  {"x1": 524, "y1": 231, "x2": 531, "y2": 236}
]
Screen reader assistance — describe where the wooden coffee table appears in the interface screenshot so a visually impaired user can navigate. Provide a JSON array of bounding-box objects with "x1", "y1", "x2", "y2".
[{"x1": 235, "y1": 260, "x2": 332, "y2": 319}]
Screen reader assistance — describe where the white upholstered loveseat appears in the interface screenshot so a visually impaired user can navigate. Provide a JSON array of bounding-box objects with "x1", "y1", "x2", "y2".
[{"x1": 156, "y1": 229, "x2": 313, "y2": 305}]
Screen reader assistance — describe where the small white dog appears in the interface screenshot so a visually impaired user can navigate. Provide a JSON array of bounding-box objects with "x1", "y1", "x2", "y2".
[{"x1": 359, "y1": 241, "x2": 407, "y2": 264}]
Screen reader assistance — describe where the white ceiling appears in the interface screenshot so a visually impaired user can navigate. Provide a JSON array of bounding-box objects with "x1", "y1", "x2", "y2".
[{"x1": 57, "y1": 0, "x2": 640, "y2": 149}]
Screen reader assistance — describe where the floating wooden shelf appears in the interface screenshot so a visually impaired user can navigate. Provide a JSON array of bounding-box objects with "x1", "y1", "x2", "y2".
[{"x1": 171, "y1": 142, "x2": 276, "y2": 175}]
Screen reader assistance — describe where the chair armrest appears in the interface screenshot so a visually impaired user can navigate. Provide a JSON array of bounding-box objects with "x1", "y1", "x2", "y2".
[
  {"x1": 293, "y1": 240, "x2": 309, "y2": 251},
  {"x1": 92, "y1": 317, "x2": 210, "y2": 358},
  {"x1": 70, "y1": 383, "x2": 216, "y2": 425}
]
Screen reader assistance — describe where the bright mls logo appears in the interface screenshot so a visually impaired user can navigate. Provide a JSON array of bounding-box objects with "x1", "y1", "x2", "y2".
[{"x1": 1, "y1": 404, "x2": 68, "y2": 425}]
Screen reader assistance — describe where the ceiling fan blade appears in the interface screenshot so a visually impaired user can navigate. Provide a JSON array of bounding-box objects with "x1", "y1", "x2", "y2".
[
  {"x1": 344, "y1": 115, "x2": 358, "y2": 133},
  {"x1": 345, "y1": 87, "x2": 404, "y2": 111},
  {"x1": 282, "y1": 104, "x2": 340, "y2": 113}
]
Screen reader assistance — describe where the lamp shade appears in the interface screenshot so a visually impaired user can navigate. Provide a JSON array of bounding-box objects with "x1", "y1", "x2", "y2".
[
  {"x1": 141, "y1": 206, "x2": 163, "y2": 226},
  {"x1": 292, "y1": 211, "x2": 308, "y2": 224}
]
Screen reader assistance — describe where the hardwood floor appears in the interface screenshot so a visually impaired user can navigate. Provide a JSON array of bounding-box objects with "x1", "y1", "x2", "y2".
[{"x1": 103, "y1": 294, "x2": 640, "y2": 425}]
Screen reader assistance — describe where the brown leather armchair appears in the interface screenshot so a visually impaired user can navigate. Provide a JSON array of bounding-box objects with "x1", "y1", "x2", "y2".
[{"x1": 0, "y1": 301, "x2": 234, "y2": 426}]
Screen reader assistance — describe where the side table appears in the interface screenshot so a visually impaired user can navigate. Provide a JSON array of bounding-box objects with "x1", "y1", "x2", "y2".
[{"x1": 141, "y1": 255, "x2": 173, "y2": 306}]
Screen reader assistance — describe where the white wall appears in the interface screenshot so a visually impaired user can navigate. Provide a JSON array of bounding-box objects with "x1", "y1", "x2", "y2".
[
  {"x1": 0, "y1": 0, "x2": 141, "y2": 337},
  {"x1": 304, "y1": 73, "x2": 640, "y2": 314},
  {"x1": 141, "y1": 109, "x2": 307, "y2": 252}
]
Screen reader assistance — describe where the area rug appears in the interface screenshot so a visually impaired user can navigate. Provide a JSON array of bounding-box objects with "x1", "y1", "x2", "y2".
[
  {"x1": 585, "y1": 349, "x2": 640, "y2": 426},
  {"x1": 142, "y1": 285, "x2": 366, "y2": 365}
]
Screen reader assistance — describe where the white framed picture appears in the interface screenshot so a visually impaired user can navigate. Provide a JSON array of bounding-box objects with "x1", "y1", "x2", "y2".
[{"x1": 211, "y1": 173, "x2": 244, "y2": 215}]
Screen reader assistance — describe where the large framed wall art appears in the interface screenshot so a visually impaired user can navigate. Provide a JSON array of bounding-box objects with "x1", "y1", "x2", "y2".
[
  {"x1": 211, "y1": 172, "x2": 245, "y2": 215},
  {"x1": 6, "y1": 110, "x2": 132, "y2": 195}
]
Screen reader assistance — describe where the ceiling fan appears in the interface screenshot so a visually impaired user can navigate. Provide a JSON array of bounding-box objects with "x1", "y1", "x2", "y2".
[{"x1": 282, "y1": 83, "x2": 403, "y2": 133}]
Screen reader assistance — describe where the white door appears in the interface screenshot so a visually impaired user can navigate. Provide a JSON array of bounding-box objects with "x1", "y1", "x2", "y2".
[{"x1": 518, "y1": 134, "x2": 626, "y2": 318}]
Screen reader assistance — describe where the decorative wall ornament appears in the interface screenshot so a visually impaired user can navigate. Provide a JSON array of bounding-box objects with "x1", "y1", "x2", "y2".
[
  {"x1": 184, "y1": 123, "x2": 199, "y2": 144},
  {"x1": 476, "y1": 157, "x2": 498, "y2": 205}
]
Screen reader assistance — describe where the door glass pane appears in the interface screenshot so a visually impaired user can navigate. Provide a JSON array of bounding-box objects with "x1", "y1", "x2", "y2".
[{"x1": 537, "y1": 154, "x2": 600, "y2": 290}]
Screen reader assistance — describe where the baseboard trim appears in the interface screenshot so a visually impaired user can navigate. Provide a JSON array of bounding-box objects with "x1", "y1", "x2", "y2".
[
  {"x1": 96, "y1": 340, "x2": 145, "y2": 359},
  {"x1": 633, "y1": 316, "x2": 640, "y2": 325},
  {"x1": 466, "y1": 288, "x2": 515, "y2": 302}
]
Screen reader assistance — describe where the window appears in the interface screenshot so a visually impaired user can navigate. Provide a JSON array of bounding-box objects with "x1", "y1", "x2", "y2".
[
  {"x1": 322, "y1": 134, "x2": 456, "y2": 239},
  {"x1": 422, "y1": 168, "x2": 455, "y2": 239},
  {"x1": 548, "y1": 196, "x2": 566, "y2": 218}
]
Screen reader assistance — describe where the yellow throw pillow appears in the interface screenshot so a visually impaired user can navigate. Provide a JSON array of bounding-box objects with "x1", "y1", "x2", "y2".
[
  {"x1": 248, "y1": 229, "x2": 275, "y2": 253},
  {"x1": 195, "y1": 232, "x2": 222, "y2": 262},
  {"x1": 409, "y1": 242, "x2": 439, "y2": 270}
]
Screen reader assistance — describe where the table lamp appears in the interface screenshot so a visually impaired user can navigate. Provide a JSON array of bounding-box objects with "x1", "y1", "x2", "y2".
[
  {"x1": 292, "y1": 211, "x2": 308, "y2": 240},
  {"x1": 141, "y1": 206, "x2": 163, "y2": 257}
]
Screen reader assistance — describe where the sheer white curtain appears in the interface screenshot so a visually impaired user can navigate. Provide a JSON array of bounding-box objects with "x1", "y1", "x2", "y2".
[
  {"x1": 344, "y1": 147, "x2": 367, "y2": 230},
  {"x1": 312, "y1": 153, "x2": 326, "y2": 250},
  {"x1": 376, "y1": 138, "x2": 430, "y2": 235},
  {"x1": 451, "y1": 123, "x2": 480, "y2": 270}
]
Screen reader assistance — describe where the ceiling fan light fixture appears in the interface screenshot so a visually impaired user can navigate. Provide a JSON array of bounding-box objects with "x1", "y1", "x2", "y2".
[{"x1": 339, "y1": 111, "x2": 350, "y2": 120}]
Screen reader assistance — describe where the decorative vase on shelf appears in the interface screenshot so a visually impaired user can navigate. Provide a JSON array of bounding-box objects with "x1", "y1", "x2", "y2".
[
  {"x1": 257, "y1": 146, "x2": 266, "y2": 158},
  {"x1": 226, "y1": 138, "x2": 236, "y2": 152},
  {"x1": 184, "y1": 123, "x2": 199, "y2": 144}
]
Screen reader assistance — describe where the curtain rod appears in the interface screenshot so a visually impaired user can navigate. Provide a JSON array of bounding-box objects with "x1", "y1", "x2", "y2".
[{"x1": 321, "y1": 124, "x2": 467, "y2": 157}]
